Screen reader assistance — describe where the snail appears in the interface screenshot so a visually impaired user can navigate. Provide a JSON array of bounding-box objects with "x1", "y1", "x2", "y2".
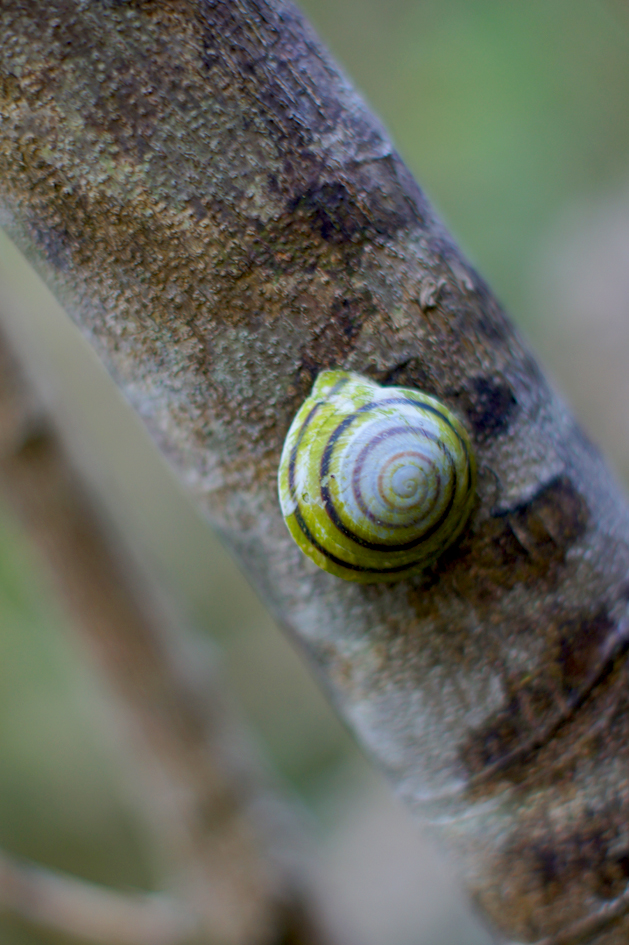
[{"x1": 278, "y1": 370, "x2": 476, "y2": 583}]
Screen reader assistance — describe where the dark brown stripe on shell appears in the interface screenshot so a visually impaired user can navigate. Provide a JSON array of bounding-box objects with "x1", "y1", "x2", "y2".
[
  {"x1": 288, "y1": 389, "x2": 473, "y2": 574},
  {"x1": 319, "y1": 400, "x2": 467, "y2": 552}
]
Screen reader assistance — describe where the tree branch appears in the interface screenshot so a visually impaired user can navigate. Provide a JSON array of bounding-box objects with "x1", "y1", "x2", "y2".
[
  {"x1": 507, "y1": 885, "x2": 629, "y2": 945},
  {"x1": 1, "y1": 1, "x2": 629, "y2": 941},
  {"x1": 0, "y1": 317, "x2": 329, "y2": 945},
  {"x1": 0, "y1": 848, "x2": 195, "y2": 945}
]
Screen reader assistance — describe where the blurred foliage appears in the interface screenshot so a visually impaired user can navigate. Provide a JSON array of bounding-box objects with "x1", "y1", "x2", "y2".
[
  {"x1": 0, "y1": 508, "x2": 155, "y2": 945},
  {"x1": 300, "y1": 0, "x2": 629, "y2": 331},
  {"x1": 1, "y1": 1, "x2": 629, "y2": 943}
]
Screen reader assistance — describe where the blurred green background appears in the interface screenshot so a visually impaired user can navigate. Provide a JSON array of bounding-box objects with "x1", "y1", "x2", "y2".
[{"x1": 1, "y1": 1, "x2": 629, "y2": 943}]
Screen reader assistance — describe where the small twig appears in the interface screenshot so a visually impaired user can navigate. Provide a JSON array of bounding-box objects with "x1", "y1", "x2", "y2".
[
  {"x1": 0, "y1": 847, "x2": 197, "y2": 945},
  {"x1": 0, "y1": 310, "x2": 330, "y2": 945}
]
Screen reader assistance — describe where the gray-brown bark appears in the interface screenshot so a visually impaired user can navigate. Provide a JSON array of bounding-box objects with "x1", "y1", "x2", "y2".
[
  {"x1": 1, "y1": 1, "x2": 629, "y2": 942},
  {"x1": 0, "y1": 321, "x2": 329, "y2": 945}
]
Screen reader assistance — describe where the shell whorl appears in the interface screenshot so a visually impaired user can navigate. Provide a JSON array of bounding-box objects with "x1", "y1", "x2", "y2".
[{"x1": 278, "y1": 371, "x2": 476, "y2": 584}]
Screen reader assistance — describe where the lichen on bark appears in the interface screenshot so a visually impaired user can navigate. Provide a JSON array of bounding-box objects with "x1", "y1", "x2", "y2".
[{"x1": 2, "y1": 1, "x2": 629, "y2": 941}]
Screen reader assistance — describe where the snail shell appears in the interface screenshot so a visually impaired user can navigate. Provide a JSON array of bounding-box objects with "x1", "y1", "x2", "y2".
[{"x1": 278, "y1": 371, "x2": 476, "y2": 584}]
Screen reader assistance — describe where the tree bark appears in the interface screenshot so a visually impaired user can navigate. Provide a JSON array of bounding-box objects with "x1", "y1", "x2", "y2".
[{"x1": 1, "y1": 1, "x2": 629, "y2": 942}]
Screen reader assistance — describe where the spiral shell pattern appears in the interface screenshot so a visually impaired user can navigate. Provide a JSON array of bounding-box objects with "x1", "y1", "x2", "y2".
[{"x1": 278, "y1": 371, "x2": 476, "y2": 583}]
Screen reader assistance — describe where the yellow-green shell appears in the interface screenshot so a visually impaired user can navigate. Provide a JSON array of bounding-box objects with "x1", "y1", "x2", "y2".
[{"x1": 278, "y1": 371, "x2": 476, "y2": 584}]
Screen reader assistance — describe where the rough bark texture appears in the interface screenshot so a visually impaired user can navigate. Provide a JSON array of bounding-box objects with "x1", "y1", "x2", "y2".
[
  {"x1": 1, "y1": 1, "x2": 629, "y2": 942},
  {"x1": 0, "y1": 324, "x2": 329, "y2": 945}
]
